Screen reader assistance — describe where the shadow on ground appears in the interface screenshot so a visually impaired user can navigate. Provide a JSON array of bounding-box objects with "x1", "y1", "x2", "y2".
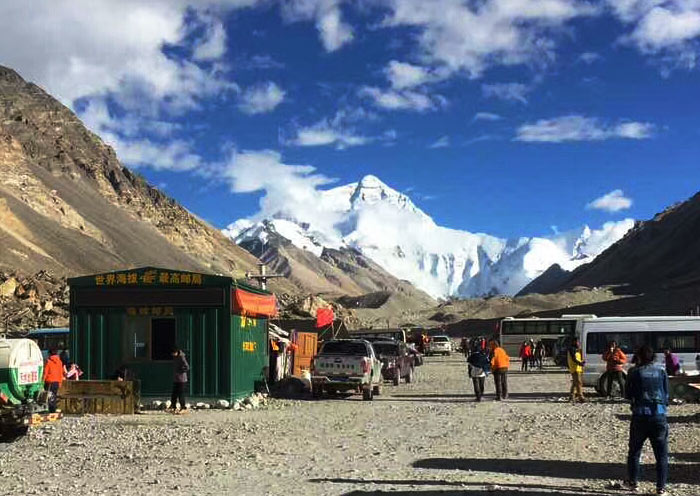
[
  {"x1": 671, "y1": 452, "x2": 700, "y2": 463},
  {"x1": 412, "y1": 457, "x2": 700, "y2": 485},
  {"x1": 615, "y1": 413, "x2": 700, "y2": 424},
  {"x1": 312, "y1": 477, "x2": 611, "y2": 495}
]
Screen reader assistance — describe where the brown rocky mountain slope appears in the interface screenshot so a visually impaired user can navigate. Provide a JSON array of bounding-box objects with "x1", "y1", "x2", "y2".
[{"x1": 519, "y1": 191, "x2": 700, "y2": 296}]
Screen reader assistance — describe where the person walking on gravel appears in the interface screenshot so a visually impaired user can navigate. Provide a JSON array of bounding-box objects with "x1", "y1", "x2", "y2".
[
  {"x1": 43, "y1": 348, "x2": 64, "y2": 413},
  {"x1": 602, "y1": 341, "x2": 627, "y2": 399},
  {"x1": 519, "y1": 341, "x2": 530, "y2": 371},
  {"x1": 467, "y1": 341, "x2": 490, "y2": 402},
  {"x1": 170, "y1": 348, "x2": 190, "y2": 414},
  {"x1": 489, "y1": 340, "x2": 510, "y2": 401},
  {"x1": 623, "y1": 345, "x2": 669, "y2": 495},
  {"x1": 567, "y1": 339, "x2": 585, "y2": 403}
]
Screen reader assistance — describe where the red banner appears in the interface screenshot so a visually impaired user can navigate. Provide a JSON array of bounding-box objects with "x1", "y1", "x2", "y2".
[
  {"x1": 315, "y1": 307, "x2": 334, "y2": 328},
  {"x1": 233, "y1": 289, "x2": 278, "y2": 317}
]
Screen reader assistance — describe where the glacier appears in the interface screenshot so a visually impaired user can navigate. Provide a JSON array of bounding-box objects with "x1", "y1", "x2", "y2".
[{"x1": 223, "y1": 175, "x2": 634, "y2": 299}]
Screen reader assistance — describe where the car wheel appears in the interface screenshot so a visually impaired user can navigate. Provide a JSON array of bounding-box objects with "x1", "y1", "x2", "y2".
[
  {"x1": 362, "y1": 386, "x2": 373, "y2": 401},
  {"x1": 373, "y1": 384, "x2": 381, "y2": 396},
  {"x1": 406, "y1": 367, "x2": 414, "y2": 383},
  {"x1": 393, "y1": 369, "x2": 401, "y2": 386}
]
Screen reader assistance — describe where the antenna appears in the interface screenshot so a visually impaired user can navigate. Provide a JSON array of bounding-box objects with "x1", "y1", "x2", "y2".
[{"x1": 245, "y1": 262, "x2": 283, "y2": 291}]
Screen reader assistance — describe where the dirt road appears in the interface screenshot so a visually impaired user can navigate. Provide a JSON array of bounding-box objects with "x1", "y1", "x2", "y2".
[{"x1": 1, "y1": 356, "x2": 698, "y2": 495}]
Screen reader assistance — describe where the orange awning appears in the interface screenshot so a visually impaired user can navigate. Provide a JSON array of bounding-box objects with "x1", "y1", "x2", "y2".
[{"x1": 233, "y1": 288, "x2": 278, "y2": 317}]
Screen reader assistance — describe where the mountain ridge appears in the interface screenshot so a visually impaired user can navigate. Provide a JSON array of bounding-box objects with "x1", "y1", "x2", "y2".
[{"x1": 226, "y1": 175, "x2": 635, "y2": 298}]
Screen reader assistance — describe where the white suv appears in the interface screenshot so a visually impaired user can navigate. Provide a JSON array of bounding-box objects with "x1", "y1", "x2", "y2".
[{"x1": 427, "y1": 335, "x2": 452, "y2": 356}]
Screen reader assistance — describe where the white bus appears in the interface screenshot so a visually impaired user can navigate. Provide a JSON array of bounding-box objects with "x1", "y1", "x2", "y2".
[
  {"x1": 580, "y1": 316, "x2": 700, "y2": 390},
  {"x1": 499, "y1": 315, "x2": 595, "y2": 361}
]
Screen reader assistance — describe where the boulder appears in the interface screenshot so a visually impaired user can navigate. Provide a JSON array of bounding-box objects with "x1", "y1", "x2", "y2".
[
  {"x1": 215, "y1": 400, "x2": 230, "y2": 409},
  {"x1": 0, "y1": 278, "x2": 17, "y2": 298}
]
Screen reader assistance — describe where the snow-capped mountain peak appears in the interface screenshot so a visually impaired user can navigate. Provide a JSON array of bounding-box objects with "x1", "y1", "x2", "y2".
[{"x1": 223, "y1": 175, "x2": 634, "y2": 298}]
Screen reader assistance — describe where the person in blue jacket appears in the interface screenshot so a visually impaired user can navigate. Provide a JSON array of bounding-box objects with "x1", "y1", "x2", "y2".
[
  {"x1": 623, "y1": 344, "x2": 669, "y2": 495},
  {"x1": 467, "y1": 339, "x2": 490, "y2": 402}
]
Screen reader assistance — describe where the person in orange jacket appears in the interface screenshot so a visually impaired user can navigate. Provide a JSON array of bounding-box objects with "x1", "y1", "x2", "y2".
[
  {"x1": 490, "y1": 339, "x2": 510, "y2": 401},
  {"x1": 43, "y1": 348, "x2": 64, "y2": 413},
  {"x1": 602, "y1": 341, "x2": 627, "y2": 399}
]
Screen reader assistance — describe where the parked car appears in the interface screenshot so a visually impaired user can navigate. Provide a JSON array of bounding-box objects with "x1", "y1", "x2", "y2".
[
  {"x1": 372, "y1": 341, "x2": 416, "y2": 386},
  {"x1": 311, "y1": 339, "x2": 383, "y2": 401},
  {"x1": 426, "y1": 335, "x2": 452, "y2": 356}
]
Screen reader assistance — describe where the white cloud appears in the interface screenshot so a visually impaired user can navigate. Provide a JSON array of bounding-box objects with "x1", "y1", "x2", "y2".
[
  {"x1": 429, "y1": 136, "x2": 450, "y2": 148},
  {"x1": 286, "y1": 107, "x2": 390, "y2": 149},
  {"x1": 360, "y1": 86, "x2": 446, "y2": 112},
  {"x1": 515, "y1": 115, "x2": 655, "y2": 142},
  {"x1": 218, "y1": 149, "x2": 342, "y2": 234},
  {"x1": 578, "y1": 51, "x2": 602, "y2": 63},
  {"x1": 473, "y1": 111, "x2": 502, "y2": 121},
  {"x1": 587, "y1": 190, "x2": 634, "y2": 212},
  {"x1": 385, "y1": 60, "x2": 439, "y2": 89},
  {"x1": 238, "y1": 82, "x2": 285, "y2": 114},
  {"x1": 482, "y1": 82, "x2": 530, "y2": 103},
  {"x1": 382, "y1": 0, "x2": 594, "y2": 78},
  {"x1": 192, "y1": 18, "x2": 227, "y2": 61},
  {"x1": 280, "y1": 0, "x2": 353, "y2": 51},
  {"x1": 607, "y1": 0, "x2": 700, "y2": 68}
]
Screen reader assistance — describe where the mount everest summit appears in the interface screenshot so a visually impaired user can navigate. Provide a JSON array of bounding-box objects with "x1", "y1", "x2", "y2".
[{"x1": 224, "y1": 175, "x2": 634, "y2": 299}]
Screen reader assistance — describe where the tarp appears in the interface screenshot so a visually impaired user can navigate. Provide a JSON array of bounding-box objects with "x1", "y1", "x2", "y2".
[
  {"x1": 233, "y1": 289, "x2": 278, "y2": 317},
  {"x1": 315, "y1": 307, "x2": 334, "y2": 328}
]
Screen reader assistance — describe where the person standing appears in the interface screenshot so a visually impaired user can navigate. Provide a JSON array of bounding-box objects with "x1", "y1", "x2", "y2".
[
  {"x1": 567, "y1": 339, "x2": 586, "y2": 403},
  {"x1": 602, "y1": 341, "x2": 627, "y2": 398},
  {"x1": 535, "y1": 341, "x2": 546, "y2": 370},
  {"x1": 490, "y1": 340, "x2": 510, "y2": 401},
  {"x1": 467, "y1": 342, "x2": 490, "y2": 402},
  {"x1": 519, "y1": 341, "x2": 530, "y2": 371},
  {"x1": 624, "y1": 345, "x2": 669, "y2": 495},
  {"x1": 170, "y1": 348, "x2": 190, "y2": 414},
  {"x1": 43, "y1": 348, "x2": 64, "y2": 413},
  {"x1": 663, "y1": 347, "x2": 681, "y2": 376}
]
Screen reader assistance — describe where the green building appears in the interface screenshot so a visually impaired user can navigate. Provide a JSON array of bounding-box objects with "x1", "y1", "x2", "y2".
[{"x1": 68, "y1": 267, "x2": 276, "y2": 401}]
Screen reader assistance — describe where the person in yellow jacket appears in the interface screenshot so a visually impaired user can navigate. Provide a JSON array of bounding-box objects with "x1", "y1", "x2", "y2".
[
  {"x1": 489, "y1": 339, "x2": 510, "y2": 401},
  {"x1": 567, "y1": 338, "x2": 586, "y2": 403}
]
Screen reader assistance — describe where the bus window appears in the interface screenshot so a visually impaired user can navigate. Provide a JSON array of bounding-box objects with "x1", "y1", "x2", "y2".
[
  {"x1": 586, "y1": 332, "x2": 649, "y2": 355},
  {"x1": 653, "y1": 332, "x2": 698, "y2": 354}
]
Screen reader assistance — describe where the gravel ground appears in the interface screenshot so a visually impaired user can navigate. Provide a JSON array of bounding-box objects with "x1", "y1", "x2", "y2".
[{"x1": 0, "y1": 356, "x2": 698, "y2": 496}]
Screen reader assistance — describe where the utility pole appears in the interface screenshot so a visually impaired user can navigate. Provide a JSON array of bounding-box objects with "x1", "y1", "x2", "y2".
[{"x1": 245, "y1": 262, "x2": 283, "y2": 291}]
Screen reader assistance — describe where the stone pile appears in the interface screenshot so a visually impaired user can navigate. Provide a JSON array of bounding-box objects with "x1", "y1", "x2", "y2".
[
  {"x1": 0, "y1": 270, "x2": 69, "y2": 334},
  {"x1": 141, "y1": 392, "x2": 269, "y2": 412}
]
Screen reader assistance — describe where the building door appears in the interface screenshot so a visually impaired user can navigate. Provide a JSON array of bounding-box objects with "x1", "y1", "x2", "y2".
[{"x1": 293, "y1": 332, "x2": 317, "y2": 377}]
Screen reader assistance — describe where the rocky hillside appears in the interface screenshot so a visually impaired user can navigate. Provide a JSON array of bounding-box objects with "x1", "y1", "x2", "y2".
[
  {"x1": 519, "y1": 191, "x2": 700, "y2": 296},
  {"x1": 0, "y1": 66, "x2": 281, "y2": 283}
]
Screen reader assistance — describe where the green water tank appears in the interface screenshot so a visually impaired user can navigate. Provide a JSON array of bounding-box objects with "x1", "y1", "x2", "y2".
[{"x1": 0, "y1": 338, "x2": 45, "y2": 405}]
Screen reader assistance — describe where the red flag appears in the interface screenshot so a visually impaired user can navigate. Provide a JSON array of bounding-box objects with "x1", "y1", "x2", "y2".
[{"x1": 315, "y1": 307, "x2": 334, "y2": 328}]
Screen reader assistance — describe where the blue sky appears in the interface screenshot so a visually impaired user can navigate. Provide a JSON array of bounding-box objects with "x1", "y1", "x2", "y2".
[{"x1": 1, "y1": 0, "x2": 699, "y2": 239}]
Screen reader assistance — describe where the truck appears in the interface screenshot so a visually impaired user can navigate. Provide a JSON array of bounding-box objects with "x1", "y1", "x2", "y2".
[
  {"x1": 311, "y1": 339, "x2": 382, "y2": 401},
  {"x1": 0, "y1": 337, "x2": 61, "y2": 438}
]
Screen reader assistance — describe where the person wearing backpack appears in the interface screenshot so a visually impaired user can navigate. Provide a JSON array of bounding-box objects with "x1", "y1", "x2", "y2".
[{"x1": 467, "y1": 340, "x2": 490, "y2": 402}]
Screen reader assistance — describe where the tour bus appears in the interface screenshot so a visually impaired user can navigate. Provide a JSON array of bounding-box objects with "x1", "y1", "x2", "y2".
[
  {"x1": 580, "y1": 316, "x2": 700, "y2": 390},
  {"x1": 27, "y1": 327, "x2": 70, "y2": 359},
  {"x1": 499, "y1": 315, "x2": 594, "y2": 360}
]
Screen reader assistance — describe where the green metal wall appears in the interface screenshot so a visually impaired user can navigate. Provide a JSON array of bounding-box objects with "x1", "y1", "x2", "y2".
[
  {"x1": 70, "y1": 307, "x2": 268, "y2": 401},
  {"x1": 231, "y1": 315, "x2": 269, "y2": 400}
]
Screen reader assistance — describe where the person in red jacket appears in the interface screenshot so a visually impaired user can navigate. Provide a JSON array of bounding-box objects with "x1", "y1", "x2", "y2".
[{"x1": 43, "y1": 348, "x2": 64, "y2": 413}]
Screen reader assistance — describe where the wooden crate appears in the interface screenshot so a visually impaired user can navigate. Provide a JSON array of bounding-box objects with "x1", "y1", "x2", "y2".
[{"x1": 58, "y1": 380, "x2": 140, "y2": 414}]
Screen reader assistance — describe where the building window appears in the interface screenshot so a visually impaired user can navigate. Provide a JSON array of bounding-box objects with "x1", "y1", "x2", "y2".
[{"x1": 151, "y1": 318, "x2": 176, "y2": 361}]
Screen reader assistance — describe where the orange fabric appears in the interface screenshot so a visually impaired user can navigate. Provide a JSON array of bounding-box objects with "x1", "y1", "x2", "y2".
[
  {"x1": 603, "y1": 348, "x2": 627, "y2": 372},
  {"x1": 491, "y1": 347, "x2": 510, "y2": 370},
  {"x1": 43, "y1": 355, "x2": 64, "y2": 384},
  {"x1": 233, "y1": 289, "x2": 278, "y2": 317}
]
